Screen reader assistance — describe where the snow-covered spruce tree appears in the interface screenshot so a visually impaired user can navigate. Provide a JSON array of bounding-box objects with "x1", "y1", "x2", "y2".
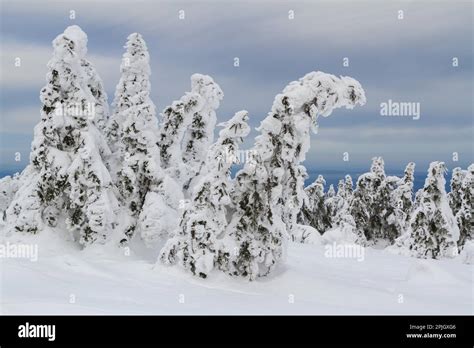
[
  {"x1": 160, "y1": 111, "x2": 250, "y2": 278},
  {"x1": 397, "y1": 161, "x2": 459, "y2": 259},
  {"x1": 227, "y1": 72, "x2": 366, "y2": 279},
  {"x1": 350, "y1": 158, "x2": 382, "y2": 243},
  {"x1": 5, "y1": 26, "x2": 118, "y2": 244},
  {"x1": 298, "y1": 175, "x2": 331, "y2": 233},
  {"x1": 324, "y1": 178, "x2": 362, "y2": 243},
  {"x1": 448, "y1": 167, "x2": 466, "y2": 217},
  {"x1": 157, "y1": 84, "x2": 203, "y2": 183},
  {"x1": 350, "y1": 157, "x2": 397, "y2": 245},
  {"x1": 324, "y1": 184, "x2": 338, "y2": 226},
  {"x1": 181, "y1": 74, "x2": 224, "y2": 190},
  {"x1": 67, "y1": 134, "x2": 117, "y2": 244},
  {"x1": 455, "y1": 164, "x2": 473, "y2": 249},
  {"x1": 107, "y1": 33, "x2": 170, "y2": 245},
  {"x1": 326, "y1": 184, "x2": 336, "y2": 199},
  {"x1": 375, "y1": 174, "x2": 405, "y2": 245},
  {"x1": 107, "y1": 33, "x2": 152, "y2": 156},
  {"x1": 0, "y1": 173, "x2": 21, "y2": 219},
  {"x1": 343, "y1": 174, "x2": 354, "y2": 200},
  {"x1": 392, "y1": 162, "x2": 416, "y2": 232}
]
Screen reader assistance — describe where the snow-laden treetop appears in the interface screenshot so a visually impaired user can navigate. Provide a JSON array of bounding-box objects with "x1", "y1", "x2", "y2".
[
  {"x1": 216, "y1": 110, "x2": 250, "y2": 140},
  {"x1": 190, "y1": 73, "x2": 224, "y2": 110},
  {"x1": 273, "y1": 71, "x2": 366, "y2": 130},
  {"x1": 52, "y1": 25, "x2": 88, "y2": 62},
  {"x1": 255, "y1": 71, "x2": 366, "y2": 165},
  {"x1": 425, "y1": 161, "x2": 448, "y2": 191},
  {"x1": 121, "y1": 33, "x2": 151, "y2": 76}
]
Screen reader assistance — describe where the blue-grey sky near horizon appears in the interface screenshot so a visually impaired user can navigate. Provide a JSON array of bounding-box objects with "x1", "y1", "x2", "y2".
[{"x1": 1, "y1": 0, "x2": 472, "y2": 183}]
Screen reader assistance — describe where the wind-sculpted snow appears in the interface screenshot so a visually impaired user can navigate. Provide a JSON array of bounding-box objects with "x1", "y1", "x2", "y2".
[{"x1": 1, "y1": 230, "x2": 471, "y2": 314}]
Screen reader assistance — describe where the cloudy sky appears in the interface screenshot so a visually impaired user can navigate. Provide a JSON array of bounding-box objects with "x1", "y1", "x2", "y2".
[{"x1": 0, "y1": 0, "x2": 472, "y2": 177}]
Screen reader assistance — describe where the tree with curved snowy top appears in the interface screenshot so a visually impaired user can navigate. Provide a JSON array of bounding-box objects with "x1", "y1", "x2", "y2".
[
  {"x1": 5, "y1": 26, "x2": 118, "y2": 245},
  {"x1": 181, "y1": 74, "x2": 224, "y2": 191},
  {"x1": 157, "y1": 84, "x2": 203, "y2": 185},
  {"x1": 227, "y1": 72, "x2": 366, "y2": 279},
  {"x1": 160, "y1": 111, "x2": 251, "y2": 278},
  {"x1": 396, "y1": 161, "x2": 459, "y2": 259}
]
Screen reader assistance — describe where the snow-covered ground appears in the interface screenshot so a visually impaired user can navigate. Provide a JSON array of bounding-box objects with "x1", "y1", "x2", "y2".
[{"x1": 1, "y1": 230, "x2": 472, "y2": 315}]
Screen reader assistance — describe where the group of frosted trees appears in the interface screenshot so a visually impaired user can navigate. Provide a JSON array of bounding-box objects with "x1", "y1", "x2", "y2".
[
  {"x1": 0, "y1": 25, "x2": 470, "y2": 281},
  {"x1": 300, "y1": 158, "x2": 473, "y2": 259}
]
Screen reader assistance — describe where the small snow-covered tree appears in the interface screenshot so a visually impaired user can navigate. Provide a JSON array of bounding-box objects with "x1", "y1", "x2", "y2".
[
  {"x1": 324, "y1": 184, "x2": 338, "y2": 226},
  {"x1": 448, "y1": 167, "x2": 466, "y2": 217},
  {"x1": 397, "y1": 161, "x2": 459, "y2": 259},
  {"x1": 350, "y1": 157, "x2": 385, "y2": 244},
  {"x1": 325, "y1": 178, "x2": 362, "y2": 243},
  {"x1": 160, "y1": 111, "x2": 250, "y2": 278},
  {"x1": 376, "y1": 174, "x2": 403, "y2": 245},
  {"x1": 5, "y1": 26, "x2": 118, "y2": 244},
  {"x1": 350, "y1": 157, "x2": 403, "y2": 246},
  {"x1": 228, "y1": 72, "x2": 366, "y2": 279},
  {"x1": 392, "y1": 162, "x2": 416, "y2": 232},
  {"x1": 326, "y1": 184, "x2": 336, "y2": 199},
  {"x1": 0, "y1": 173, "x2": 21, "y2": 219},
  {"x1": 298, "y1": 175, "x2": 331, "y2": 233},
  {"x1": 455, "y1": 164, "x2": 473, "y2": 249},
  {"x1": 181, "y1": 74, "x2": 224, "y2": 190},
  {"x1": 343, "y1": 174, "x2": 354, "y2": 200}
]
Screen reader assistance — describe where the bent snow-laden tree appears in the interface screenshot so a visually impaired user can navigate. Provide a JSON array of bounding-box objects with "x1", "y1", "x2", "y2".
[
  {"x1": 157, "y1": 81, "x2": 203, "y2": 185},
  {"x1": 157, "y1": 74, "x2": 223, "y2": 192},
  {"x1": 5, "y1": 25, "x2": 118, "y2": 244},
  {"x1": 160, "y1": 111, "x2": 251, "y2": 278},
  {"x1": 181, "y1": 74, "x2": 224, "y2": 191},
  {"x1": 228, "y1": 72, "x2": 366, "y2": 279},
  {"x1": 396, "y1": 162, "x2": 459, "y2": 259}
]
